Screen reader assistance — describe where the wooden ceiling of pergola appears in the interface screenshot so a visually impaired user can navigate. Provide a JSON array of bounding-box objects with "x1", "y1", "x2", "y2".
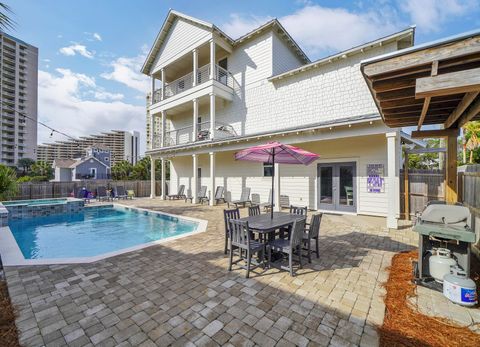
[{"x1": 361, "y1": 32, "x2": 480, "y2": 130}]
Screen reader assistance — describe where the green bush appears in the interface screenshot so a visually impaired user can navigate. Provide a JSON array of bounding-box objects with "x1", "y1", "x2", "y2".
[
  {"x1": 17, "y1": 176, "x2": 32, "y2": 183},
  {"x1": 0, "y1": 165, "x2": 18, "y2": 200},
  {"x1": 29, "y1": 176, "x2": 48, "y2": 182}
]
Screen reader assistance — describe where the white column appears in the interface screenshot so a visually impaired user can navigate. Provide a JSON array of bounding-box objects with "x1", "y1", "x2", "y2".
[
  {"x1": 160, "y1": 68, "x2": 165, "y2": 100},
  {"x1": 192, "y1": 98, "x2": 198, "y2": 142},
  {"x1": 209, "y1": 152, "x2": 215, "y2": 206},
  {"x1": 274, "y1": 163, "x2": 280, "y2": 211},
  {"x1": 151, "y1": 77, "x2": 156, "y2": 104},
  {"x1": 209, "y1": 40, "x2": 216, "y2": 80},
  {"x1": 150, "y1": 156, "x2": 156, "y2": 199},
  {"x1": 209, "y1": 93, "x2": 215, "y2": 140},
  {"x1": 386, "y1": 132, "x2": 400, "y2": 229},
  {"x1": 161, "y1": 111, "x2": 166, "y2": 147},
  {"x1": 192, "y1": 48, "x2": 198, "y2": 86},
  {"x1": 161, "y1": 158, "x2": 166, "y2": 200},
  {"x1": 192, "y1": 154, "x2": 198, "y2": 203},
  {"x1": 150, "y1": 114, "x2": 155, "y2": 149}
]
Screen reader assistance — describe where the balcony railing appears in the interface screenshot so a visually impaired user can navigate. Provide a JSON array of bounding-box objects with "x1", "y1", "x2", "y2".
[
  {"x1": 152, "y1": 64, "x2": 234, "y2": 103},
  {"x1": 153, "y1": 121, "x2": 237, "y2": 148}
]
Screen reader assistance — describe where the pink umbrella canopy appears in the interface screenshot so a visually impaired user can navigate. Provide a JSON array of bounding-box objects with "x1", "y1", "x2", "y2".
[
  {"x1": 235, "y1": 141, "x2": 319, "y2": 165},
  {"x1": 235, "y1": 142, "x2": 319, "y2": 218}
]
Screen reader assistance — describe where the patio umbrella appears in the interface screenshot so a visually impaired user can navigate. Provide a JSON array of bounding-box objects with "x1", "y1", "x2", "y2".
[{"x1": 235, "y1": 141, "x2": 319, "y2": 219}]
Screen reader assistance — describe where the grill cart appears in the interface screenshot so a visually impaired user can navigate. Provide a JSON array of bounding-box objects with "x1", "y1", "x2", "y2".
[{"x1": 412, "y1": 202, "x2": 476, "y2": 289}]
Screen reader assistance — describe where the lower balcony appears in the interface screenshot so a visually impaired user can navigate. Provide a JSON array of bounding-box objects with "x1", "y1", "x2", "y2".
[{"x1": 153, "y1": 121, "x2": 237, "y2": 148}]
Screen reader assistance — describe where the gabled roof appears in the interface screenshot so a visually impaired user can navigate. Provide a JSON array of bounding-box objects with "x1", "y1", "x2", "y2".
[
  {"x1": 52, "y1": 159, "x2": 76, "y2": 168},
  {"x1": 269, "y1": 27, "x2": 415, "y2": 82},
  {"x1": 70, "y1": 156, "x2": 109, "y2": 169},
  {"x1": 141, "y1": 10, "x2": 310, "y2": 75}
]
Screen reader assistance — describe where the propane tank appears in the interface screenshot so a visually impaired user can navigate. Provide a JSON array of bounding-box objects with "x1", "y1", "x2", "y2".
[
  {"x1": 429, "y1": 248, "x2": 457, "y2": 283},
  {"x1": 443, "y1": 266, "x2": 477, "y2": 307}
]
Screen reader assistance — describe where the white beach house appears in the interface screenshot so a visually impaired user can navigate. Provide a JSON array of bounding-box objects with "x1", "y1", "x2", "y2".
[{"x1": 142, "y1": 10, "x2": 416, "y2": 229}]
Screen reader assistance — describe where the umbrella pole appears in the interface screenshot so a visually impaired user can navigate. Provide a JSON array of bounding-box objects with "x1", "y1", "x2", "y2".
[{"x1": 271, "y1": 150, "x2": 275, "y2": 219}]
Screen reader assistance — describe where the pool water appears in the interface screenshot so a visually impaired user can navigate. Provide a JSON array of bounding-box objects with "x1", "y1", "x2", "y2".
[
  {"x1": 8, "y1": 206, "x2": 198, "y2": 259},
  {"x1": 3, "y1": 198, "x2": 68, "y2": 206}
]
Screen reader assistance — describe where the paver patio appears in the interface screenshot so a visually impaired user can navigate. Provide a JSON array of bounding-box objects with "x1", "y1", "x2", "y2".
[{"x1": 2, "y1": 199, "x2": 429, "y2": 346}]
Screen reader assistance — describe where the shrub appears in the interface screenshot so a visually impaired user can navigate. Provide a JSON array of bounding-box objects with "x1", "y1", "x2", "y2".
[
  {"x1": 16, "y1": 176, "x2": 32, "y2": 183},
  {"x1": 0, "y1": 165, "x2": 18, "y2": 200},
  {"x1": 29, "y1": 176, "x2": 48, "y2": 182}
]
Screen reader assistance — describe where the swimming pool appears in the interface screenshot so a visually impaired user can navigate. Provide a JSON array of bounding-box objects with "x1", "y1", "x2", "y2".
[{"x1": 0, "y1": 205, "x2": 207, "y2": 265}]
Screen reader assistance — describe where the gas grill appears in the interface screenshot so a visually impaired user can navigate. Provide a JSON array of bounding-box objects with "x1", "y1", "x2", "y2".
[{"x1": 413, "y1": 202, "x2": 476, "y2": 285}]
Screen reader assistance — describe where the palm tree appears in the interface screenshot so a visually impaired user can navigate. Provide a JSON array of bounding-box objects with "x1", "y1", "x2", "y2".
[
  {"x1": 463, "y1": 121, "x2": 480, "y2": 164},
  {"x1": 111, "y1": 160, "x2": 134, "y2": 180},
  {"x1": 0, "y1": 164, "x2": 18, "y2": 200},
  {"x1": 31, "y1": 161, "x2": 53, "y2": 178},
  {"x1": 131, "y1": 157, "x2": 151, "y2": 180},
  {"x1": 17, "y1": 158, "x2": 35, "y2": 175},
  {"x1": 0, "y1": 3, "x2": 15, "y2": 31}
]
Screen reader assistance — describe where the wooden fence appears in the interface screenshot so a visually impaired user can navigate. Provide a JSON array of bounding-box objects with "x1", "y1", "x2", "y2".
[
  {"x1": 400, "y1": 169, "x2": 445, "y2": 218},
  {"x1": 14, "y1": 180, "x2": 169, "y2": 200},
  {"x1": 458, "y1": 167, "x2": 480, "y2": 253}
]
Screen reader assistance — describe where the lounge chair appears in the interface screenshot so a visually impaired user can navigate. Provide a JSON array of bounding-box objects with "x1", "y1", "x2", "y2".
[
  {"x1": 168, "y1": 185, "x2": 186, "y2": 200},
  {"x1": 96, "y1": 186, "x2": 110, "y2": 201},
  {"x1": 228, "y1": 187, "x2": 251, "y2": 208},
  {"x1": 214, "y1": 186, "x2": 225, "y2": 204},
  {"x1": 126, "y1": 190, "x2": 135, "y2": 199},
  {"x1": 114, "y1": 186, "x2": 128, "y2": 200},
  {"x1": 251, "y1": 190, "x2": 272, "y2": 211},
  {"x1": 185, "y1": 186, "x2": 207, "y2": 203},
  {"x1": 228, "y1": 219, "x2": 265, "y2": 278},
  {"x1": 267, "y1": 218, "x2": 306, "y2": 277}
]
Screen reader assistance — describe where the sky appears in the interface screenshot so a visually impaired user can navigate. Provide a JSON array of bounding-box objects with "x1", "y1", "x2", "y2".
[{"x1": 4, "y1": 0, "x2": 480, "y2": 156}]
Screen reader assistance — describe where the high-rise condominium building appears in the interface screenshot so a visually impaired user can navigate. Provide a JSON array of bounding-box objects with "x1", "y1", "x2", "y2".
[
  {"x1": 37, "y1": 130, "x2": 140, "y2": 166},
  {"x1": 0, "y1": 31, "x2": 38, "y2": 166}
]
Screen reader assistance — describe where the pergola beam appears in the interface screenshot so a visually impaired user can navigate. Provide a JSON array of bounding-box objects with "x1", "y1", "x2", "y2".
[
  {"x1": 411, "y1": 128, "x2": 459, "y2": 138},
  {"x1": 444, "y1": 92, "x2": 479, "y2": 128},
  {"x1": 416, "y1": 67, "x2": 480, "y2": 98},
  {"x1": 458, "y1": 96, "x2": 480, "y2": 127}
]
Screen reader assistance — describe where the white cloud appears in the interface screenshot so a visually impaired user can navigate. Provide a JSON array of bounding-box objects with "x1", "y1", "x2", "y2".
[
  {"x1": 222, "y1": 5, "x2": 402, "y2": 57},
  {"x1": 93, "y1": 90, "x2": 124, "y2": 100},
  {"x1": 59, "y1": 44, "x2": 95, "y2": 59},
  {"x1": 101, "y1": 51, "x2": 150, "y2": 93},
  {"x1": 399, "y1": 0, "x2": 477, "y2": 32},
  {"x1": 222, "y1": 14, "x2": 273, "y2": 38},
  {"x1": 93, "y1": 32, "x2": 102, "y2": 41},
  {"x1": 37, "y1": 68, "x2": 145, "y2": 154}
]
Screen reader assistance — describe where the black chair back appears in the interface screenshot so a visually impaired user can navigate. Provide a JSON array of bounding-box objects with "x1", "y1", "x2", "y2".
[
  {"x1": 228, "y1": 219, "x2": 251, "y2": 249},
  {"x1": 290, "y1": 218, "x2": 306, "y2": 248},
  {"x1": 248, "y1": 205, "x2": 261, "y2": 216},
  {"x1": 309, "y1": 213, "x2": 322, "y2": 239},
  {"x1": 290, "y1": 205, "x2": 307, "y2": 216},
  {"x1": 224, "y1": 208, "x2": 240, "y2": 236}
]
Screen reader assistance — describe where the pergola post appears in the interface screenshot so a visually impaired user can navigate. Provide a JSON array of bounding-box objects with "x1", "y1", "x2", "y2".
[{"x1": 446, "y1": 134, "x2": 458, "y2": 203}]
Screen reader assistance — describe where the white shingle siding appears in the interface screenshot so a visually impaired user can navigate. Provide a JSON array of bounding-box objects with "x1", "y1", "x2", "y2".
[
  {"x1": 271, "y1": 32, "x2": 304, "y2": 76},
  {"x1": 152, "y1": 18, "x2": 211, "y2": 72}
]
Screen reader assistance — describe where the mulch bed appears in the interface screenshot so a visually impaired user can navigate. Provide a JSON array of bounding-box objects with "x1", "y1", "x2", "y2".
[
  {"x1": 379, "y1": 250, "x2": 480, "y2": 347},
  {"x1": 0, "y1": 280, "x2": 19, "y2": 347}
]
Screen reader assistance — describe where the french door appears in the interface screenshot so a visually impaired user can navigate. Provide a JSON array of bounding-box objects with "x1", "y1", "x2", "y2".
[{"x1": 317, "y1": 162, "x2": 356, "y2": 212}]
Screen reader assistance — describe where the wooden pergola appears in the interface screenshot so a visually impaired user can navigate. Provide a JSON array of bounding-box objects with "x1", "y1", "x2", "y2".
[{"x1": 361, "y1": 30, "x2": 480, "y2": 203}]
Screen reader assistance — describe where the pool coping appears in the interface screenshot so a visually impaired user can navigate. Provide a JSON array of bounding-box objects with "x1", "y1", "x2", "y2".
[{"x1": 0, "y1": 203, "x2": 208, "y2": 266}]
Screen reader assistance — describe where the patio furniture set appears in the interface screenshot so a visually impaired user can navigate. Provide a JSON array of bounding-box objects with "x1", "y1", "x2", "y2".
[
  {"x1": 75, "y1": 186, "x2": 135, "y2": 203},
  {"x1": 224, "y1": 205, "x2": 322, "y2": 278}
]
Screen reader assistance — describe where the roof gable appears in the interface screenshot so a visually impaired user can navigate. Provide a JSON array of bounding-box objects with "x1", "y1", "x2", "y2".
[{"x1": 71, "y1": 156, "x2": 109, "y2": 169}]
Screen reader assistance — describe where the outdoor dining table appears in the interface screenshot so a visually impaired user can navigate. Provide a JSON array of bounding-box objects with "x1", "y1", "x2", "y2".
[{"x1": 239, "y1": 212, "x2": 305, "y2": 240}]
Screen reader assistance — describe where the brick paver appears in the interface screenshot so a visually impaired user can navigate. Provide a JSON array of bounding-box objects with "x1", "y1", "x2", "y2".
[{"x1": 3, "y1": 198, "x2": 434, "y2": 346}]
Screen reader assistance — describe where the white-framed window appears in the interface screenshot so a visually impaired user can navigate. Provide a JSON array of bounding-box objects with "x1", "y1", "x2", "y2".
[
  {"x1": 263, "y1": 162, "x2": 273, "y2": 177},
  {"x1": 90, "y1": 168, "x2": 97, "y2": 179}
]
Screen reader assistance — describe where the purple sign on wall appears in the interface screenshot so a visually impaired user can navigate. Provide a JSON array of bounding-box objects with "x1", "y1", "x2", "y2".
[{"x1": 367, "y1": 164, "x2": 385, "y2": 193}]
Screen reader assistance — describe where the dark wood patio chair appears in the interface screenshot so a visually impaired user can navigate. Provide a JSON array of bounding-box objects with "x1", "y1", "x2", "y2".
[
  {"x1": 267, "y1": 218, "x2": 306, "y2": 277},
  {"x1": 223, "y1": 208, "x2": 240, "y2": 254},
  {"x1": 248, "y1": 205, "x2": 261, "y2": 216},
  {"x1": 302, "y1": 213, "x2": 322, "y2": 263},
  {"x1": 228, "y1": 219, "x2": 265, "y2": 278}
]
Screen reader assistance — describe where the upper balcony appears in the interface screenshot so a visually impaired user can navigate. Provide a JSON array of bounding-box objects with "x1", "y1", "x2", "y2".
[
  {"x1": 152, "y1": 63, "x2": 233, "y2": 104},
  {"x1": 148, "y1": 39, "x2": 234, "y2": 113}
]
